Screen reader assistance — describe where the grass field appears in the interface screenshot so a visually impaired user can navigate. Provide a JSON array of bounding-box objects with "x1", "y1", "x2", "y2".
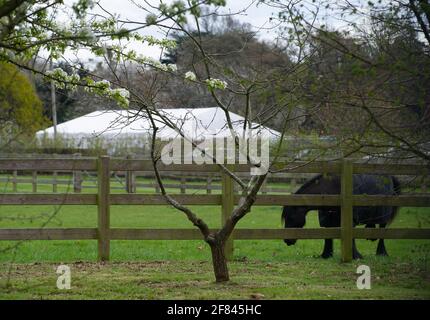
[{"x1": 0, "y1": 174, "x2": 429, "y2": 299}]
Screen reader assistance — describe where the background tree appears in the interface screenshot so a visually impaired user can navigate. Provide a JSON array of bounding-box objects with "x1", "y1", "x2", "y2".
[
  {"x1": 157, "y1": 12, "x2": 295, "y2": 131},
  {"x1": 262, "y1": 0, "x2": 430, "y2": 162},
  {"x1": 0, "y1": 61, "x2": 49, "y2": 148}
]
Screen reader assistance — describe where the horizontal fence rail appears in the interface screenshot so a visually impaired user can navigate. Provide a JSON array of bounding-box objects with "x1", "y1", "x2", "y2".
[
  {"x1": 2, "y1": 158, "x2": 428, "y2": 195},
  {"x1": 2, "y1": 158, "x2": 429, "y2": 175},
  {"x1": 0, "y1": 228, "x2": 341, "y2": 241},
  {"x1": 1, "y1": 227, "x2": 430, "y2": 241},
  {"x1": 2, "y1": 194, "x2": 430, "y2": 206},
  {"x1": 0, "y1": 156, "x2": 429, "y2": 263},
  {"x1": 0, "y1": 175, "x2": 305, "y2": 194}
]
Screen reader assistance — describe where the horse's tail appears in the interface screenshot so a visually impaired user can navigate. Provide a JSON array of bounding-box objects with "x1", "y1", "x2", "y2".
[{"x1": 388, "y1": 175, "x2": 402, "y2": 224}]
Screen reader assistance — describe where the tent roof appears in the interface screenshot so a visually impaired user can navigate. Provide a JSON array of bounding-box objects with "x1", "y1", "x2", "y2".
[{"x1": 36, "y1": 108, "x2": 280, "y2": 140}]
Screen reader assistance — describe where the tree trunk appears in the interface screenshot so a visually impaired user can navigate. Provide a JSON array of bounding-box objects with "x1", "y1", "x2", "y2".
[{"x1": 209, "y1": 241, "x2": 229, "y2": 282}]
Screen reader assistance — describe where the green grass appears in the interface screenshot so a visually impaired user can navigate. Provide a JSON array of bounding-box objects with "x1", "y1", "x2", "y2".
[
  {"x1": 0, "y1": 175, "x2": 429, "y2": 299},
  {"x1": 1, "y1": 258, "x2": 429, "y2": 299}
]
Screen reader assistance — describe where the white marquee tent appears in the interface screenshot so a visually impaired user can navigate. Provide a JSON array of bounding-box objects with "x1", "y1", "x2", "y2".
[{"x1": 36, "y1": 108, "x2": 280, "y2": 152}]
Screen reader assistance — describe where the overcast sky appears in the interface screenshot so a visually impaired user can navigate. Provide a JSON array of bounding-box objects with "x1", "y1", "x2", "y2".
[
  {"x1": 59, "y1": 0, "x2": 281, "y2": 64},
  {"x1": 94, "y1": 0, "x2": 279, "y2": 36},
  {"x1": 60, "y1": 0, "x2": 364, "y2": 66}
]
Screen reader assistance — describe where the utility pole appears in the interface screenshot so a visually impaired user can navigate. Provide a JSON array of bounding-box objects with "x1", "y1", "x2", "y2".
[{"x1": 50, "y1": 58, "x2": 57, "y2": 141}]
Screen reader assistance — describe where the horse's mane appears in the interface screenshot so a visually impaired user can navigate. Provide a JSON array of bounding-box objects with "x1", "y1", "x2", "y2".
[
  {"x1": 282, "y1": 174, "x2": 324, "y2": 223},
  {"x1": 295, "y1": 174, "x2": 323, "y2": 194}
]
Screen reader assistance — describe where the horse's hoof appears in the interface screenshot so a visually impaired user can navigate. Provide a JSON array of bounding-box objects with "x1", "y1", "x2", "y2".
[
  {"x1": 376, "y1": 252, "x2": 388, "y2": 257},
  {"x1": 321, "y1": 253, "x2": 333, "y2": 259},
  {"x1": 353, "y1": 254, "x2": 363, "y2": 260}
]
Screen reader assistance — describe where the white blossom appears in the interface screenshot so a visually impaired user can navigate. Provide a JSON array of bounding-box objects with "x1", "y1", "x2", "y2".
[
  {"x1": 84, "y1": 78, "x2": 130, "y2": 108},
  {"x1": 145, "y1": 14, "x2": 158, "y2": 25},
  {"x1": 46, "y1": 68, "x2": 80, "y2": 90},
  {"x1": 95, "y1": 79, "x2": 111, "y2": 90},
  {"x1": 46, "y1": 68, "x2": 68, "y2": 80},
  {"x1": 137, "y1": 55, "x2": 176, "y2": 72},
  {"x1": 78, "y1": 26, "x2": 97, "y2": 43},
  {"x1": 110, "y1": 88, "x2": 130, "y2": 108},
  {"x1": 115, "y1": 88, "x2": 130, "y2": 98},
  {"x1": 167, "y1": 64, "x2": 177, "y2": 72},
  {"x1": 185, "y1": 71, "x2": 197, "y2": 81},
  {"x1": 205, "y1": 78, "x2": 227, "y2": 90}
]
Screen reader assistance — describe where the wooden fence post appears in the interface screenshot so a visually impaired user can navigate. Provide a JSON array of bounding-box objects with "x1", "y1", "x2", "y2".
[
  {"x1": 261, "y1": 176, "x2": 268, "y2": 194},
  {"x1": 32, "y1": 171, "x2": 37, "y2": 193},
  {"x1": 180, "y1": 176, "x2": 186, "y2": 194},
  {"x1": 52, "y1": 171, "x2": 58, "y2": 193},
  {"x1": 125, "y1": 154, "x2": 136, "y2": 193},
  {"x1": 341, "y1": 159, "x2": 353, "y2": 262},
  {"x1": 12, "y1": 170, "x2": 17, "y2": 192},
  {"x1": 291, "y1": 178, "x2": 296, "y2": 189},
  {"x1": 73, "y1": 153, "x2": 82, "y2": 193},
  {"x1": 206, "y1": 176, "x2": 212, "y2": 194},
  {"x1": 421, "y1": 176, "x2": 427, "y2": 194},
  {"x1": 97, "y1": 155, "x2": 110, "y2": 261},
  {"x1": 52, "y1": 153, "x2": 58, "y2": 193},
  {"x1": 221, "y1": 166, "x2": 234, "y2": 260}
]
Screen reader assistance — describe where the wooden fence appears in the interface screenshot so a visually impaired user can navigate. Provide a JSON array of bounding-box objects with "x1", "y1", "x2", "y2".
[
  {"x1": 0, "y1": 170, "x2": 305, "y2": 194},
  {"x1": 2, "y1": 152, "x2": 425, "y2": 194},
  {"x1": 0, "y1": 165, "x2": 307, "y2": 195},
  {"x1": 0, "y1": 157, "x2": 430, "y2": 263}
]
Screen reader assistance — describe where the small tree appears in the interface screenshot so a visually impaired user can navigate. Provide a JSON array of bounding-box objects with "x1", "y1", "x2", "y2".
[{"x1": 101, "y1": 4, "x2": 307, "y2": 282}]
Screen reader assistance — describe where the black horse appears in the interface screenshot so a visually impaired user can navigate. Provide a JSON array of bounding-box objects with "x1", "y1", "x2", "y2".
[{"x1": 282, "y1": 174, "x2": 401, "y2": 259}]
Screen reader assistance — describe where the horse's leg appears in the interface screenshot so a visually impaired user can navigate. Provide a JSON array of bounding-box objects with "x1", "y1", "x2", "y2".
[
  {"x1": 352, "y1": 239, "x2": 363, "y2": 260},
  {"x1": 319, "y1": 209, "x2": 335, "y2": 258},
  {"x1": 376, "y1": 223, "x2": 388, "y2": 256},
  {"x1": 321, "y1": 239, "x2": 333, "y2": 258}
]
